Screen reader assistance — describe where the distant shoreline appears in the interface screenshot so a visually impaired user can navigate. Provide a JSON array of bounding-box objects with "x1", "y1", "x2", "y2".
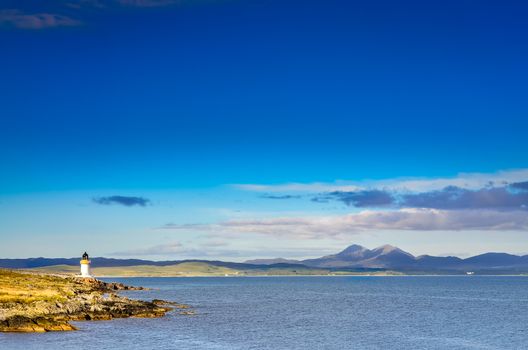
[
  {"x1": 21, "y1": 262, "x2": 528, "y2": 279},
  {"x1": 97, "y1": 273, "x2": 528, "y2": 278},
  {"x1": 4, "y1": 245, "x2": 528, "y2": 276}
]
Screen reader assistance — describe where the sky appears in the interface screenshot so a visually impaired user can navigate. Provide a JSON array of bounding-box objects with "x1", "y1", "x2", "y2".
[{"x1": 0, "y1": 0, "x2": 527, "y2": 260}]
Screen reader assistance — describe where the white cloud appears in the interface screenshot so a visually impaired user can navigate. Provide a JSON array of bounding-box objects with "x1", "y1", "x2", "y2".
[
  {"x1": 0, "y1": 10, "x2": 80, "y2": 29},
  {"x1": 233, "y1": 168, "x2": 528, "y2": 193},
  {"x1": 110, "y1": 241, "x2": 335, "y2": 259},
  {"x1": 112, "y1": 241, "x2": 185, "y2": 256},
  {"x1": 116, "y1": 0, "x2": 177, "y2": 7},
  {"x1": 160, "y1": 209, "x2": 528, "y2": 239}
]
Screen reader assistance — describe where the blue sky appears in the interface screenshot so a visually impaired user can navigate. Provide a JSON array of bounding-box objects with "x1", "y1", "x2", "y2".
[{"x1": 1, "y1": 0, "x2": 527, "y2": 260}]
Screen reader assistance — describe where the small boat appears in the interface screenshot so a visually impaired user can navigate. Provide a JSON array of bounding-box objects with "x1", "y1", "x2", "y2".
[{"x1": 466, "y1": 271, "x2": 475, "y2": 275}]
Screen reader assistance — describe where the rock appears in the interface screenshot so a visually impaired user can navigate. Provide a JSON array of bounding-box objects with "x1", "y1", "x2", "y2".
[
  {"x1": 0, "y1": 269, "x2": 189, "y2": 333},
  {"x1": 179, "y1": 310, "x2": 196, "y2": 315},
  {"x1": 152, "y1": 299, "x2": 191, "y2": 309},
  {"x1": 0, "y1": 315, "x2": 76, "y2": 332}
]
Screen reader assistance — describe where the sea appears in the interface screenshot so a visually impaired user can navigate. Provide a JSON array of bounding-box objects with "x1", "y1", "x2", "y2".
[{"x1": 1, "y1": 276, "x2": 527, "y2": 350}]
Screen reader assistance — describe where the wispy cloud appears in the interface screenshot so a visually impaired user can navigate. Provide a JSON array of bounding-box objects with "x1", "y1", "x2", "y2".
[
  {"x1": 66, "y1": 0, "x2": 106, "y2": 9},
  {"x1": 313, "y1": 184, "x2": 528, "y2": 210},
  {"x1": 316, "y1": 190, "x2": 395, "y2": 207},
  {"x1": 60, "y1": 0, "x2": 178, "y2": 9},
  {"x1": 115, "y1": 0, "x2": 177, "y2": 7},
  {"x1": 1, "y1": 0, "x2": 183, "y2": 30},
  {"x1": 159, "y1": 209, "x2": 528, "y2": 239},
  {"x1": 240, "y1": 169, "x2": 528, "y2": 211},
  {"x1": 110, "y1": 241, "x2": 242, "y2": 258},
  {"x1": 93, "y1": 195, "x2": 150, "y2": 207},
  {"x1": 237, "y1": 182, "x2": 363, "y2": 193},
  {"x1": 400, "y1": 185, "x2": 528, "y2": 210},
  {"x1": 110, "y1": 241, "x2": 333, "y2": 258},
  {"x1": 0, "y1": 10, "x2": 80, "y2": 29},
  {"x1": 260, "y1": 194, "x2": 302, "y2": 200},
  {"x1": 111, "y1": 241, "x2": 185, "y2": 256},
  {"x1": 235, "y1": 169, "x2": 528, "y2": 193}
]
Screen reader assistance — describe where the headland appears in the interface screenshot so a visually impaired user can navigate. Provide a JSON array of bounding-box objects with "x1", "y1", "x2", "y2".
[{"x1": 0, "y1": 268, "x2": 189, "y2": 332}]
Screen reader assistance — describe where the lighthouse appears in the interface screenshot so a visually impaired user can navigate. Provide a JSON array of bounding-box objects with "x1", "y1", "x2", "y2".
[{"x1": 80, "y1": 252, "x2": 92, "y2": 277}]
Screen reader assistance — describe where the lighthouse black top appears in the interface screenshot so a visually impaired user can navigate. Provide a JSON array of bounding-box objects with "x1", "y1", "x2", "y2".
[{"x1": 82, "y1": 252, "x2": 89, "y2": 260}]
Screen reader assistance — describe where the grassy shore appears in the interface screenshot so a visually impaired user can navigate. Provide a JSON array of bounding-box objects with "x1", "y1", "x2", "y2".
[
  {"x1": 0, "y1": 269, "x2": 75, "y2": 305},
  {"x1": 0, "y1": 269, "x2": 187, "y2": 332},
  {"x1": 29, "y1": 262, "x2": 404, "y2": 277}
]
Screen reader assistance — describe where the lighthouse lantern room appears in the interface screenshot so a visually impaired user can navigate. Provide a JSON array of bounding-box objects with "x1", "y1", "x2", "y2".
[{"x1": 80, "y1": 252, "x2": 92, "y2": 277}]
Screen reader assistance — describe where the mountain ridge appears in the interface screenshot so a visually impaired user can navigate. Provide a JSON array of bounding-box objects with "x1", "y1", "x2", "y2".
[
  {"x1": 1, "y1": 245, "x2": 528, "y2": 273},
  {"x1": 246, "y1": 244, "x2": 528, "y2": 271}
]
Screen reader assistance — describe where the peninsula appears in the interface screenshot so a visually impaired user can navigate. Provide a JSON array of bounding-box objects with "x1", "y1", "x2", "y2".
[{"x1": 0, "y1": 268, "x2": 188, "y2": 332}]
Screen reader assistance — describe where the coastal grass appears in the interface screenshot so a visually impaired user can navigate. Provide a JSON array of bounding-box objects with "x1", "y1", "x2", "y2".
[
  {"x1": 0, "y1": 268, "x2": 176, "y2": 332},
  {"x1": 0, "y1": 269, "x2": 74, "y2": 304},
  {"x1": 29, "y1": 263, "x2": 404, "y2": 277},
  {"x1": 32, "y1": 262, "x2": 239, "y2": 277}
]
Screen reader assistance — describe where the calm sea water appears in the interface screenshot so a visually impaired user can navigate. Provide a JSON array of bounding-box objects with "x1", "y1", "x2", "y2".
[{"x1": 1, "y1": 276, "x2": 527, "y2": 350}]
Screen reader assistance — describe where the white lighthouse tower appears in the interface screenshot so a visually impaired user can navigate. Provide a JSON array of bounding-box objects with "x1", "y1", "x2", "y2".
[{"x1": 80, "y1": 252, "x2": 92, "y2": 277}]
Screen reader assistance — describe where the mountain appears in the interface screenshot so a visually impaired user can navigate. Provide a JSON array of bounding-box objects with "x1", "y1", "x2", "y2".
[
  {"x1": 301, "y1": 244, "x2": 528, "y2": 272},
  {"x1": 302, "y1": 244, "x2": 371, "y2": 268},
  {"x1": 302, "y1": 244, "x2": 415, "y2": 269},
  {"x1": 458, "y1": 253, "x2": 528, "y2": 270},
  {"x1": 2, "y1": 245, "x2": 528, "y2": 274},
  {"x1": 414, "y1": 255, "x2": 463, "y2": 270}
]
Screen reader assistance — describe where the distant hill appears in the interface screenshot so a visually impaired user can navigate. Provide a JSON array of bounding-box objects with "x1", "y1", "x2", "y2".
[
  {"x1": 2, "y1": 244, "x2": 528, "y2": 274},
  {"x1": 246, "y1": 244, "x2": 528, "y2": 273},
  {"x1": 0, "y1": 257, "x2": 286, "y2": 269},
  {"x1": 302, "y1": 244, "x2": 415, "y2": 269},
  {"x1": 0, "y1": 257, "x2": 318, "y2": 274},
  {"x1": 244, "y1": 258, "x2": 302, "y2": 265},
  {"x1": 300, "y1": 244, "x2": 528, "y2": 272},
  {"x1": 29, "y1": 262, "x2": 349, "y2": 277}
]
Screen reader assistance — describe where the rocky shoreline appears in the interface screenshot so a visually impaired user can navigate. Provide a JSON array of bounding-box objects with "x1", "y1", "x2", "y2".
[{"x1": 0, "y1": 269, "x2": 191, "y2": 332}]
